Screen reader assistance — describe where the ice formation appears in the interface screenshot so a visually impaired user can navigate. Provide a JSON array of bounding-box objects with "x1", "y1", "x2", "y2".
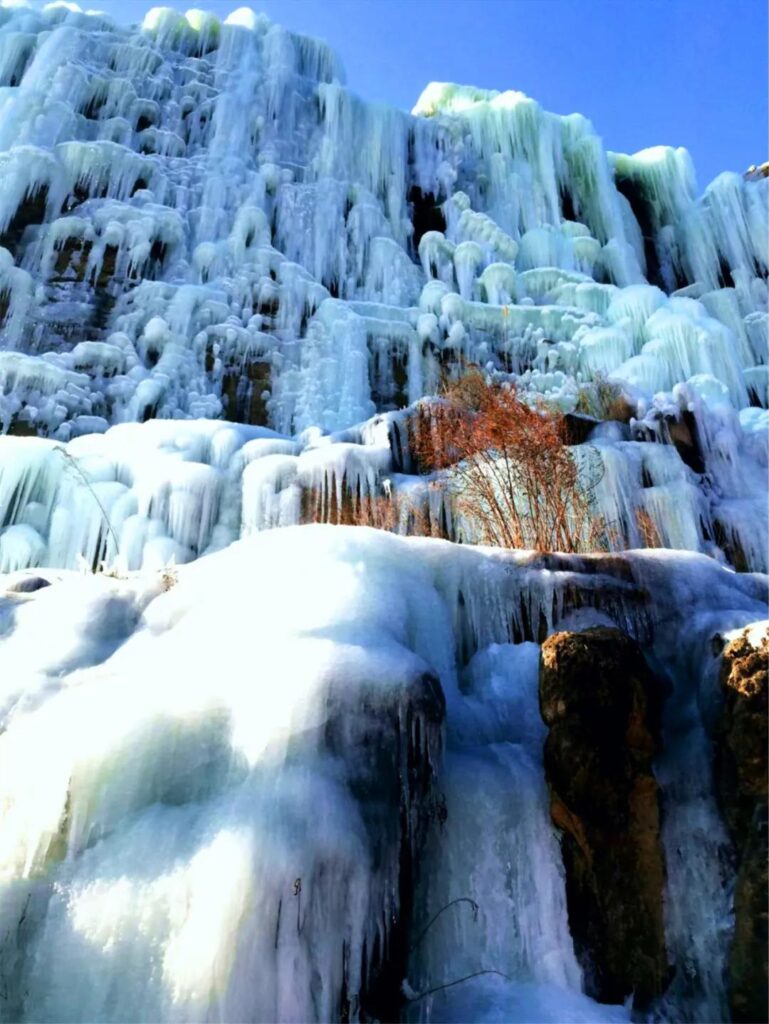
[
  {"x1": 0, "y1": 3, "x2": 767, "y2": 1023},
  {"x1": 0, "y1": 527, "x2": 767, "y2": 1022},
  {"x1": 0, "y1": 0, "x2": 765, "y2": 575}
]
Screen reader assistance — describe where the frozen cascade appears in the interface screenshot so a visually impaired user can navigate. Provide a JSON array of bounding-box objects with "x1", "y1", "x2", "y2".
[
  {"x1": 0, "y1": 527, "x2": 767, "y2": 1022},
  {"x1": 0, "y1": 2, "x2": 765, "y2": 572},
  {"x1": 0, "y1": 3, "x2": 767, "y2": 1023},
  {"x1": 0, "y1": 528, "x2": 453, "y2": 1023},
  {"x1": 405, "y1": 642, "x2": 588, "y2": 1020},
  {"x1": 620, "y1": 555, "x2": 769, "y2": 1024}
]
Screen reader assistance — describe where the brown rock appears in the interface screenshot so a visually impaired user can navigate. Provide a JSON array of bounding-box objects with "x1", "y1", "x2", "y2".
[
  {"x1": 221, "y1": 359, "x2": 271, "y2": 426},
  {"x1": 0, "y1": 186, "x2": 49, "y2": 258},
  {"x1": 666, "y1": 410, "x2": 705, "y2": 474},
  {"x1": 730, "y1": 804, "x2": 768, "y2": 1024},
  {"x1": 563, "y1": 412, "x2": 600, "y2": 446},
  {"x1": 745, "y1": 162, "x2": 769, "y2": 182},
  {"x1": 540, "y1": 626, "x2": 669, "y2": 1008},
  {"x1": 716, "y1": 624, "x2": 768, "y2": 1024},
  {"x1": 717, "y1": 626, "x2": 768, "y2": 842}
]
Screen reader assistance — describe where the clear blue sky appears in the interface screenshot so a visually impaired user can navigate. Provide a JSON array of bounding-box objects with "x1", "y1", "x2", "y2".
[{"x1": 28, "y1": 0, "x2": 769, "y2": 189}]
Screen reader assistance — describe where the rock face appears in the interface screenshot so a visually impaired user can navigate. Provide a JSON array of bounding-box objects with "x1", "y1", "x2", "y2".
[
  {"x1": 539, "y1": 626, "x2": 669, "y2": 1007},
  {"x1": 321, "y1": 667, "x2": 446, "y2": 1023},
  {"x1": 716, "y1": 624, "x2": 769, "y2": 1024}
]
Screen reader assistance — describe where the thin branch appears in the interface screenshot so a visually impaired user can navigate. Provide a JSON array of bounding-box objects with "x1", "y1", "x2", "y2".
[
  {"x1": 408, "y1": 897, "x2": 479, "y2": 953},
  {"x1": 55, "y1": 446, "x2": 120, "y2": 555},
  {"x1": 403, "y1": 969, "x2": 513, "y2": 1003}
]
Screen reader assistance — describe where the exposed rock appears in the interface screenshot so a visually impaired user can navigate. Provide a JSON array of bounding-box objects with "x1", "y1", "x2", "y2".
[
  {"x1": 712, "y1": 517, "x2": 751, "y2": 574},
  {"x1": 717, "y1": 625, "x2": 768, "y2": 844},
  {"x1": 408, "y1": 186, "x2": 447, "y2": 252},
  {"x1": 563, "y1": 411, "x2": 600, "y2": 446},
  {"x1": 5, "y1": 575, "x2": 52, "y2": 594},
  {"x1": 0, "y1": 186, "x2": 49, "y2": 259},
  {"x1": 666, "y1": 409, "x2": 705, "y2": 474},
  {"x1": 539, "y1": 626, "x2": 669, "y2": 1007},
  {"x1": 745, "y1": 161, "x2": 769, "y2": 181},
  {"x1": 6, "y1": 418, "x2": 40, "y2": 438},
  {"x1": 221, "y1": 358, "x2": 271, "y2": 425},
  {"x1": 730, "y1": 804, "x2": 768, "y2": 1024},
  {"x1": 716, "y1": 623, "x2": 768, "y2": 1024}
]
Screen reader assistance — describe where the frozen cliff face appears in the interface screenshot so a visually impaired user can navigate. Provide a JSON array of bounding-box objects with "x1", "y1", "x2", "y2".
[
  {"x1": 0, "y1": 527, "x2": 766, "y2": 1022},
  {"x1": 0, "y1": 2, "x2": 766, "y2": 574},
  {"x1": 0, "y1": 8, "x2": 767, "y2": 1022}
]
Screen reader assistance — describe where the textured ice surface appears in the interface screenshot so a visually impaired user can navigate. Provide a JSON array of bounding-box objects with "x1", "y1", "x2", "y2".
[
  {"x1": 0, "y1": 1, "x2": 766, "y2": 572},
  {"x1": 0, "y1": 5, "x2": 767, "y2": 1021},
  {"x1": 0, "y1": 526, "x2": 766, "y2": 1022}
]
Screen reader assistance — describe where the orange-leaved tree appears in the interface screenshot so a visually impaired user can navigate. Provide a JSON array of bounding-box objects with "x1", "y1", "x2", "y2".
[{"x1": 411, "y1": 370, "x2": 604, "y2": 552}]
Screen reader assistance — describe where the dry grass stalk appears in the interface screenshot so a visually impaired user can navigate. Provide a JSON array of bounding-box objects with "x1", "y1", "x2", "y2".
[
  {"x1": 301, "y1": 483, "x2": 441, "y2": 538},
  {"x1": 634, "y1": 507, "x2": 664, "y2": 548}
]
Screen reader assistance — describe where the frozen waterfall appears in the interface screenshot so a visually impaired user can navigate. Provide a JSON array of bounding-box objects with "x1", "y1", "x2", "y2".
[
  {"x1": 0, "y1": 529, "x2": 766, "y2": 1021},
  {"x1": 0, "y1": 1, "x2": 765, "y2": 574},
  {"x1": 0, "y1": 3, "x2": 767, "y2": 1022}
]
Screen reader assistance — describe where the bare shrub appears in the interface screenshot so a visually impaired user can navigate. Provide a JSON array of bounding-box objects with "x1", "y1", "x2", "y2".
[
  {"x1": 351, "y1": 491, "x2": 438, "y2": 536},
  {"x1": 410, "y1": 370, "x2": 606, "y2": 553},
  {"x1": 577, "y1": 373, "x2": 635, "y2": 423}
]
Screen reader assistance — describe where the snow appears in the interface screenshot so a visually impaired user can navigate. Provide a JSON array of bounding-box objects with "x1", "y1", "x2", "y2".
[{"x1": 412, "y1": 975, "x2": 631, "y2": 1023}]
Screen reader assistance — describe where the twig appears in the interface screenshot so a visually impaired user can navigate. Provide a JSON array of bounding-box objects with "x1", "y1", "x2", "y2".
[
  {"x1": 409, "y1": 897, "x2": 479, "y2": 953},
  {"x1": 403, "y1": 969, "x2": 512, "y2": 1002},
  {"x1": 293, "y1": 877, "x2": 303, "y2": 935},
  {"x1": 55, "y1": 447, "x2": 120, "y2": 555},
  {"x1": 274, "y1": 898, "x2": 282, "y2": 950}
]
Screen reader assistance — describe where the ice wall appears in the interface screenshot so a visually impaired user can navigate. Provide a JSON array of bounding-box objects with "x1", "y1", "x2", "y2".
[
  {"x1": 0, "y1": 7, "x2": 767, "y2": 1022},
  {"x1": 0, "y1": 2, "x2": 766, "y2": 572},
  {"x1": 0, "y1": 527, "x2": 449, "y2": 1022},
  {"x1": 0, "y1": 527, "x2": 766, "y2": 1022}
]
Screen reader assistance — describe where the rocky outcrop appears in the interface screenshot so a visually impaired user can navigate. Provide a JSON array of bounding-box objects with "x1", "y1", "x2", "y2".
[
  {"x1": 745, "y1": 162, "x2": 769, "y2": 181},
  {"x1": 325, "y1": 668, "x2": 446, "y2": 1022},
  {"x1": 539, "y1": 626, "x2": 669, "y2": 1008},
  {"x1": 563, "y1": 412, "x2": 600, "y2": 446},
  {"x1": 716, "y1": 624, "x2": 768, "y2": 1024}
]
